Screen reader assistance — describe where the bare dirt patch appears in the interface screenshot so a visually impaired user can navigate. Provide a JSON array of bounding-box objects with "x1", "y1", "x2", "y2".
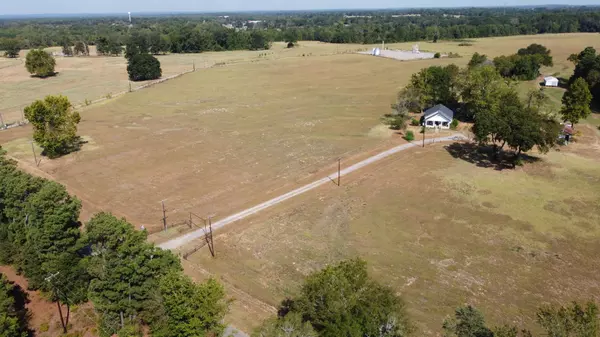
[{"x1": 0, "y1": 266, "x2": 97, "y2": 337}]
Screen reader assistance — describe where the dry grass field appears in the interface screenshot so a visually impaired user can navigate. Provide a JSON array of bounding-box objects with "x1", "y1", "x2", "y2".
[
  {"x1": 188, "y1": 125, "x2": 600, "y2": 334},
  {"x1": 1, "y1": 33, "x2": 600, "y2": 334},
  {"x1": 0, "y1": 42, "x2": 375, "y2": 125}
]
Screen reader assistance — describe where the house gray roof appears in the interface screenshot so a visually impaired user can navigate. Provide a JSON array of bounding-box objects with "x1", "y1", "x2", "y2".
[{"x1": 424, "y1": 104, "x2": 454, "y2": 121}]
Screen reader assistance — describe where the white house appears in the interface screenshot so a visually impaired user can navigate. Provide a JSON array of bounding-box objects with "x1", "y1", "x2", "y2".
[
  {"x1": 544, "y1": 76, "x2": 559, "y2": 87},
  {"x1": 423, "y1": 104, "x2": 454, "y2": 129}
]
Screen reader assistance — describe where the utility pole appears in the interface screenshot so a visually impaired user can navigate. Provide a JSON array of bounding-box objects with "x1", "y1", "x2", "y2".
[
  {"x1": 129, "y1": 82, "x2": 132, "y2": 92},
  {"x1": 162, "y1": 201, "x2": 167, "y2": 231},
  {"x1": 193, "y1": 61, "x2": 196, "y2": 71},
  {"x1": 45, "y1": 272, "x2": 68, "y2": 334},
  {"x1": 208, "y1": 216, "x2": 215, "y2": 257},
  {"x1": 0, "y1": 112, "x2": 4, "y2": 128},
  {"x1": 422, "y1": 125, "x2": 425, "y2": 147},
  {"x1": 337, "y1": 158, "x2": 341, "y2": 186},
  {"x1": 31, "y1": 141, "x2": 39, "y2": 167}
]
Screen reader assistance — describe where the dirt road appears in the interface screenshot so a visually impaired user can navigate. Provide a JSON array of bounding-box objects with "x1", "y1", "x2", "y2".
[{"x1": 159, "y1": 134, "x2": 467, "y2": 250}]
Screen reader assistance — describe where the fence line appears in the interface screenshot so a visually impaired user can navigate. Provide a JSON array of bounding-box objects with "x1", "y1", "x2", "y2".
[{"x1": 0, "y1": 67, "x2": 198, "y2": 132}]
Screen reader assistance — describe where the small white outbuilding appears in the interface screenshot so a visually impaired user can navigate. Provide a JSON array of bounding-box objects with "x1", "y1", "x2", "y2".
[
  {"x1": 372, "y1": 48, "x2": 381, "y2": 56},
  {"x1": 544, "y1": 76, "x2": 559, "y2": 87}
]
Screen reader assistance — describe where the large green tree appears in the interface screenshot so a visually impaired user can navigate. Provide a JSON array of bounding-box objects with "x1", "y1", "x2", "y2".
[
  {"x1": 150, "y1": 271, "x2": 228, "y2": 337},
  {"x1": 568, "y1": 47, "x2": 600, "y2": 103},
  {"x1": 24, "y1": 95, "x2": 81, "y2": 158},
  {"x1": 517, "y1": 43, "x2": 553, "y2": 67},
  {"x1": 25, "y1": 49, "x2": 56, "y2": 77},
  {"x1": 265, "y1": 259, "x2": 413, "y2": 337},
  {"x1": 561, "y1": 77, "x2": 593, "y2": 128},
  {"x1": 127, "y1": 53, "x2": 162, "y2": 81},
  {"x1": 253, "y1": 313, "x2": 318, "y2": 337},
  {"x1": 409, "y1": 64, "x2": 460, "y2": 110},
  {"x1": 0, "y1": 39, "x2": 20, "y2": 58},
  {"x1": 86, "y1": 213, "x2": 181, "y2": 336}
]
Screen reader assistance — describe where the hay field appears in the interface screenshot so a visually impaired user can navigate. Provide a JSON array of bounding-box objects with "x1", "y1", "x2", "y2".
[
  {"x1": 0, "y1": 42, "x2": 376, "y2": 125},
  {"x1": 2, "y1": 33, "x2": 596, "y2": 125},
  {"x1": 1, "y1": 53, "x2": 466, "y2": 231},
  {"x1": 187, "y1": 125, "x2": 600, "y2": 334}
]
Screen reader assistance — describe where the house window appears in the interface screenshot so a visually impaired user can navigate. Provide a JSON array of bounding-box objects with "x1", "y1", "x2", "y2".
[
  {"x1": 442, "y1": 122, "x2": 449, "y2": 127},
  {"x1": 426, "y1": 121, "x2": 433, "y2": 126}
]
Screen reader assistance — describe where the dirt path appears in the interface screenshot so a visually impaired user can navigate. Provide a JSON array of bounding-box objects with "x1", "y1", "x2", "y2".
[{"x1": 159, "y1": 134, "x2": 467, "y2": 250}]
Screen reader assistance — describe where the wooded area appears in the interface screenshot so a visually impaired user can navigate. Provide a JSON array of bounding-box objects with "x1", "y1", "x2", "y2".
[
  {"x1": 1, "y1": 7, "x2": 600, "y2": 54},
  {"x1": 0, "y1": 148, "x2": 228, "y2": 337}
]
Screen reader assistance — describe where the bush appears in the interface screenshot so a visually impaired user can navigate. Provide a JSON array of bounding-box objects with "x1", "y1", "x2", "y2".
[
  {"x1": 40, "y1": 322, "x2": 49, "y2": 332},
  {"x1": 287, "y1": 42, "x2": 295, "y2": 48},
  {"x1": 448, "y1": 52, "x2": 461, "y2": 58},
  {"x1": 411, "y1": 118, "x2": 420, "y2": 126},
  {"x1": 458, "y1": 42, "x2": 473, "y2": 46},
  {"x1": 25, "y1": 49, "x2": 56, "y2": 77},
  {"x1": 404, "y1": 130, "x2": 415, "y2": 141},
  {"x1": 127, "y1": 54, "x2": 162, "y2": 81},
  {"x1": 434, "y1": 52, "x2": 441, "y2": 59},
  {"x1": 450, "y1": 119, "x2": 459, "y2": 130}
]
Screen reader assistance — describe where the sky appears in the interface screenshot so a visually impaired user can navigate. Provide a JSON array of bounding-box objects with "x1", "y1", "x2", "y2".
[{"x1": 0, "y1": 0, "x2": 598, "y2": 15}]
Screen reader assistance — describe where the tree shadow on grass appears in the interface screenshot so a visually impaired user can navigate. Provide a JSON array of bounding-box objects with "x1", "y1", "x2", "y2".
[
  {"x1": 29, "y1": 72, "x2": 59, "y2": 79},
  {"x1": 444, "y1": 142, "x2": 540, "y2": 170},
  {"x1": 9, "y1": 283, "x2": 34, "y2": 337},
  {"x1": 40, "y1": 136, "x2": 88, "y2": 159}
]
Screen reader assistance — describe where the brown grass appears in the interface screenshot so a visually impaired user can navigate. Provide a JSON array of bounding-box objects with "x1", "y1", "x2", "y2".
[
  {"x1": 187, "y1": 138, "x2": 600, "y2": 334},
  {"x1": 1, "y1": 33, "x2": 600, "y2": 334}
]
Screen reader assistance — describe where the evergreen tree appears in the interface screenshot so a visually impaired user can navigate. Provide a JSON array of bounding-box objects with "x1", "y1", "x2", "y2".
[{"x1": 86, "y1": 213, "x2": 181, "y2": 336}]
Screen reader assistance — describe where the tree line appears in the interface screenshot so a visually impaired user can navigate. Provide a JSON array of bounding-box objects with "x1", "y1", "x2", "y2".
[
  {"x1": 3, "y1": 7, "x2": 600, "y2": 57},
  {"x1": 0, "y1": 148, "x2": 228, "y2": 337},
  {"x1": 388, "y1": 43, "x2": 595, "y2": 166}
]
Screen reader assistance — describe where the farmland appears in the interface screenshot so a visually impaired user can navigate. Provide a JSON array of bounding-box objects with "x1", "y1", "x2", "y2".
[{"x1": 1, "y1": 33, "x2": 600, "y2": 334}]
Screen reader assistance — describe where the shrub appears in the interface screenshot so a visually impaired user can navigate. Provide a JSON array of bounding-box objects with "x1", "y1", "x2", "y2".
[
  {"x1": 25, "y1": 49, "x2": 56, "y2": 77},
  {"x1": 127, "y1": 53, "x2": 162, "y2": 81},
  {"x1": 458, "y1": 42, "x2": 473, "y2": 46},
  {"x1": 448, "y1": 52, "x2": 461, "y2": 58},
  {"x1": 450, "y1": 119, "x2": 459, "y2": 130},
  {"x1": 411, "y1": 118, "x2": 420, "y2": 126},
  {"x1": 434, "y1": 52, "x2": 441, "y2": 59},
  {"x1": 40, "y1": 322, "x2": 49, "y2": 332},
  {"x1": 404, "y1": 130, "x2": 415, "y2": 141},
  {"x1": 84, "y1": 99, "x2": 91, "y2": 106}
]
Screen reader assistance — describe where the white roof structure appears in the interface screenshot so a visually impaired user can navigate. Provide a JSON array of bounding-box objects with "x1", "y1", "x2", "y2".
[{"x1": 544, "y1": 76, "x2": 559, "y2": 87}]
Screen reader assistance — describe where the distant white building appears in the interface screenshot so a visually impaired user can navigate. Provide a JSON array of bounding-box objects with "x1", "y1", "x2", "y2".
[
  {"x1": 372, "y1": 48, "x2": 381, "y2": 56},
  {"x1": 544, "y1": 76, "x2": 559, "y2": 87}
]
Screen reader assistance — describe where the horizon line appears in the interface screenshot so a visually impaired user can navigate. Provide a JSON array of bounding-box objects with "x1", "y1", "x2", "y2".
[{"x1": 2, "y1": 4, "x2": 600, "y2": 18}]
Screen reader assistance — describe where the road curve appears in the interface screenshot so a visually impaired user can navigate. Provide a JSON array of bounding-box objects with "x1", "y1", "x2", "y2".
[{"x1": 159, "y1": 134, "x2": 467, "y2": 250}]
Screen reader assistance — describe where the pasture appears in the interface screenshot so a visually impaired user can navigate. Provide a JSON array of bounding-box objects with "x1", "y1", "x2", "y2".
[
  {"x1": 1, "y1": 33, "x2": 599, "y2": 334},
  {"x1": 188, "y1": 125, "x2": 600, "y2": 334}
]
